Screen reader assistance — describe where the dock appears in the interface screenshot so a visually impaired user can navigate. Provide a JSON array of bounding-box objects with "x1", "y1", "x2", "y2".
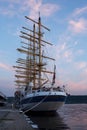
[{"x1": 0, "y1": 105, "x2": 33, "y2": 130}]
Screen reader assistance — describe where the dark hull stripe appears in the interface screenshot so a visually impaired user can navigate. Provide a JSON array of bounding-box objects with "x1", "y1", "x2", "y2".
[{"x1": 21, "y1": 95, "x2": 66, "y2": 104}]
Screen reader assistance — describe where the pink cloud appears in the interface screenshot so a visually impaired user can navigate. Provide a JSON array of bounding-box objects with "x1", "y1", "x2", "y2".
[
  {"x1": 24, "y1": 0, "x2": 59, "y2": 19},
  {"x1": 76, "y1": 49, "x2": 84, "y2": 55},
  {"x1": 0, "y1": 62, "x2": 13, "y2": 71},
  {"x1": 68, "y1": 80, "x2": 87, "y2": 95},
  {"x1": 0, "y1": 0, "x2": 59, "y2": 18},
  {"x1": 75, "y1": 62, "x2": 87, "y2": 70},
  {"x1": 73, "y1": 6, "x2": 87, "y2": 17},
  {"x1": 0, "y1": 79, "x2": 15, "y2": 96},
  {"x1": 0, "y1": 0, "x2": 20, "y2": 3},
  {"x1": 55, "y1": 65, "x2": 87, "y2": 95},
  {"x1": 40, "y1": 3, "x2": 59, "y2": 17},
  {"x1": 54, "y1": 43, "x2": 73, "y2": 63},
  {"x1": 55, "y1": 77, "x2": 87, "y2": 95},
  {"x1": 69, "y1": 18, "x2": 87, "y2": 33},
  {"x1": 63, "y1": 50, "x2": 72, "y2": 62},
  {"x1": 67, "y1": 6, "x2": 87, "y2": 34},
  {"x1": 1, "y1": 8, "x2": 15, "y2": 17}
]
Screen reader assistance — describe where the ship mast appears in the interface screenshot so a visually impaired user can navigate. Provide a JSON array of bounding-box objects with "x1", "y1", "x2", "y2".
[
  {"x1": 38, "y1": 16, "x2": 42, "y2": 87},
  {"x1": 13, "y1": 15, "x2": 55, "y2": 90},
  {"x1": 33, "y1": 24, "x2": 36, "y2": 88}
]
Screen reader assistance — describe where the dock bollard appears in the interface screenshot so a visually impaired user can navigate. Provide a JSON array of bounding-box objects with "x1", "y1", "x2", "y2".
[{"x1": 12, "y1": 103, "x2": 14, "y2": 109}]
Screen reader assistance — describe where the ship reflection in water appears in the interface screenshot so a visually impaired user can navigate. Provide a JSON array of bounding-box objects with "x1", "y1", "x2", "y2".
[{"x1": 26, "y1": 111, "x2": 70, "y2": 130}]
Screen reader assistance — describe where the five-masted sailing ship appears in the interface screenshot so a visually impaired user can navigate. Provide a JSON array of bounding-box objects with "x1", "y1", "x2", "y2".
[{"x1": 13, "y1": 15, "x2": 67, "y2": 113}]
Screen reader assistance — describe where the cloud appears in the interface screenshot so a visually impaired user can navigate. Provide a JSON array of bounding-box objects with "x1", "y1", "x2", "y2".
[
  {"x1": 21, "y1": 0, "x2": 59, "y2": 19},
  {"x1": 0, "y1": 62, "x2": 13, "y2": 71},
  {"x1": 0, "y1": 0, "x2": 20, "y2": 3},
  {"x1": 54, "y1": 42, "x2": 74, "y2": 63},
  {"x1": 0, "y1": 79, "x2": 15, "y2": 96},
  {"x1": 75, "y1": 61, "x2": 87, "y2": 70},
  {"x1": 76, "y1": 49, "x2": 84, "y2": 55},
  {"x1": 50, "y1": 39, "x2": 87, "y2": 95},
  {"x1": 40, "y1": 3, "x2": 59, "y2": 17},
  {"x1": 67, "y1": 6, "x2": 87, "y2": 34},
  {"x1": 0, "y1": 1, "x2": 18, "y2": 17},
  {"x1": 68, "y1": 79, "x2": 87, "y2": 95},
  {"x1": 0, "y1": 7, "x2": 14, "y2": 17},
  {"x1": 0, "y1": 0, "x2": 59, "y2": 18},
  {"x1": 69, "y1": 18, "x2": 87, "y2": 33},
  {"x1": 73, "y1": 6, "x2": 87, "y2": 17},
  {"x1": 63, "y1": 50, "x2": 72, "y2": 62}
]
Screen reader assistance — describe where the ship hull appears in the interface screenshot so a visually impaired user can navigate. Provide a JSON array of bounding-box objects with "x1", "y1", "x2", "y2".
[{"x1": 20, "y1": 91, "x2": 66, "y2": 113}]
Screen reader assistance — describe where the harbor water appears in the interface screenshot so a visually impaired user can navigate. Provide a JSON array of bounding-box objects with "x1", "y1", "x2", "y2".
[{"x1": 26, "y1": 104, "x2": 87, "y2": 130}]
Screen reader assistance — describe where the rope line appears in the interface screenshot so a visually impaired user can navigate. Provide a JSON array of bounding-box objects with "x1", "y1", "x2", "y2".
[{"x1": 22, "y1": 94, "x2": 49, "y2": 113}]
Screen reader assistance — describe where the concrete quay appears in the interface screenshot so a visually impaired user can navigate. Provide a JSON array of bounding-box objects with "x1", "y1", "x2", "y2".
[{"x1": 0, "y1": 105, "x2": 33, "y2": 130}]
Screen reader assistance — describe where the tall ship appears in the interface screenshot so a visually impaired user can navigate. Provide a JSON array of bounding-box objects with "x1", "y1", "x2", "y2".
[{"x1": 13, "y1": 15, "x2": 67, "y2": 113}]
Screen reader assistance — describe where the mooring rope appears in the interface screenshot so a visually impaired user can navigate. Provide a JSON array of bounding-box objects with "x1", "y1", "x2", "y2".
[{"x1": 22, "y1": 93, "x2": 49, "y2": 114}]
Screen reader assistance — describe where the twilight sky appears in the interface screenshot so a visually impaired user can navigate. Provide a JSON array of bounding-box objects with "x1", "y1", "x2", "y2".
[{"x1": 0, "y1": 0, "x2": 87, "y2": 96}]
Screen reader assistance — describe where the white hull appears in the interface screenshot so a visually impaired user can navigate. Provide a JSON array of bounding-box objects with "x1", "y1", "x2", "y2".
[
  {"x1": 22, "y1": 102, "x2": 64, "y2": 112},
  {"x1": 20, "y1": 91, "x2": 67, "y2": 113}
]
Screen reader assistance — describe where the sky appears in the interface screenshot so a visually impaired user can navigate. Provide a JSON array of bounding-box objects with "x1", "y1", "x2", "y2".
[{"x1": 0, "y1": 0, "x2": 87, "y2": 96}]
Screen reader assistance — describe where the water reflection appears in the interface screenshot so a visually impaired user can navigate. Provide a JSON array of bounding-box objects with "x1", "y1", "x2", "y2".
[{"x1": 26, "y1": 111, "x2": 70, "y2": 130}]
